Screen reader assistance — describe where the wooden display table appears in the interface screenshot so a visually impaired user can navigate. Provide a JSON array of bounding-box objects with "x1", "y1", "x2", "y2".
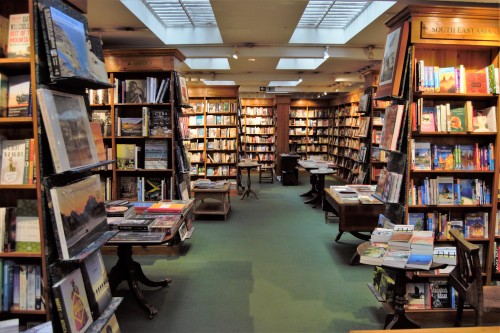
[
  {"x1": 323, "y1": 188, "x2": 383, "y2": 242},
  {"x1": 191, "y1": 182, "x2": 231, "y2": 220},
  {"x1": 237, "y1": 161, "x2": 261, "y2": 199}
]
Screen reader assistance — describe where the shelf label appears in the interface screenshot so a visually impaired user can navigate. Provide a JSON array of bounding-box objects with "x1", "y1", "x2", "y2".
[{"x1": 420, "y1": 18, "x2": 499, "y2": 42}]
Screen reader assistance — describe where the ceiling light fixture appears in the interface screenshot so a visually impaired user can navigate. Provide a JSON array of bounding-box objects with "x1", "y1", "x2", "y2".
[
  {"x1": 367, "y1": 46, "x2": 374, "y2": 60},
  {"x1": 323, "y1": 46, "x2": 330, "y2": 59},
  {"x1": 232, "y1": 46, "x2": 238, "y2": 59}
]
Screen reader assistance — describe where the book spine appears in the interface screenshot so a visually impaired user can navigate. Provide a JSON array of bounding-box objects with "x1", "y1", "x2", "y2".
[
  {"x1": 23, "y1": 138, "x2": 30, "y2": 184},
  {"x1": 117, "y1": 225, "x2": 150, "y2": 231},
  {"x1": 27, "y1": 265, "x2": 36, "y2": 310},
  {"x1": 41, "y1": 7, "x2": 61, "y2": 77},
  {"x1": 34, "y1": 265, "x2": 42, "y2": 310},
  {"x1": 28, "y1": 138, "x2": 34, "y2": 184},
  {"x1": 19, "y1": 264, "x2": 27, "y2": 310},
  {"x1": 11, "y1": 264, "x2": 19, "y2": 310},
  {"x1": 52, "y1": 285, "x2": 69, "y2": 333}
]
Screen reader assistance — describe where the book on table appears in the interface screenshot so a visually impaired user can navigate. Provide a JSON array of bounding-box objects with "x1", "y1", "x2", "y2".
[
  {"x1": 382, "y1": 249, "x2": 411, "y2": 269},
  {"x1": 109, "y1": 231, "x2": 167, "y2": 243},
  {"x1": 405, "y1": 253, "x2": 433, "y2": 270},
  {"x1": 360, "y1": 242, "x2": 390, "y2": 266},
  {"x1": 432, "y1": 246, "x2": 457, "y2": 265},
  {"x1": 388, "y1": 232, "x2": 413, "y2": 251},
  {"x1": 139, "y1": 214, "x2": 182, "y2": 234},
  {"x1": 410, "y1": 230, "x2": 434, "y2": 255},
  {"x1": 116, "y1": 217, "x2": 156, "y2": 231},
  {"x1": 370, "y1": 228, "x2": 393, "y2": 243}
]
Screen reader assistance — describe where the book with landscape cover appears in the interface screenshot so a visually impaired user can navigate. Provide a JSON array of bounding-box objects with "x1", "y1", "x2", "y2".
[
  {"x1": 457, "y1": 178, "x2": 475, "y2": 204},
  {"x1": 413, "y1": 142, "x2": 431, "y2": 170},
  {"x1": 37, "y1": 88, "x2": 99, "y2": 173},
  {"x1": 406, "y1": 282, "x2": 428, "y2": 309},
  {"x1": 437, "y1": 176, "x2": 454, "y2": 205},
  {"x1": 406, "y1": 253, "x2": 433, "y2": 270},
  {"x1": 89, "y1": 122, "x2": 106, "y2": 162},
  {"x1": 383, "y1": 249, "x2": 411, "y2": 268},
  {"x1": 7, "y1": 74, "x2": 30, "y2": 117},
  {"x1": 7, "y1": 13, "x2": 30, "y2": 58},
  {"x1": 49, "y1": 174, "x2": 109, "y2": 260},
  {"x1": 433, "y1": 144, "x2": 454, "y2": 170},
  {"x1": 1, "y1": 139, "x2": 26, "y2": 185},
  {"x1": 380, "y1": 104, "x2": 404, "y2": 151},
  {"x1": 438, "y1": 67, "x2": 456, "y2": 93},
  {"x1": 52, "y1": 268, "x2": 93, "y2": 333},
  {"x1": 408, "y1": 212, "x2": 425, "y2": 231},
  {"x1": 144, "y1": 139, "x2": 168, "y2": 169},
  {"x1": 80, "y1": 251, "x2": 112, "y2": 319},
  {"x1": 142, "y1": 214, "x2": 182, "y2": 234},
  {"x1": 360, "y1": 242, "x2": 389, "y2": 265},
  {"x1": 38, "y1": 0, "x2": 109, "y2": 85},
  {"x1": 118, "y1": 117, "x2": 142, "y2": 136},
  {"x1": 464, "y1": 212, "x2": 487, "y2": 238}
]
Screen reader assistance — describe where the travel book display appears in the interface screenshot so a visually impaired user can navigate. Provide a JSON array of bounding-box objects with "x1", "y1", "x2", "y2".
[{"x1": 30, "y1": 0, "x2": 124, "y2": 332}]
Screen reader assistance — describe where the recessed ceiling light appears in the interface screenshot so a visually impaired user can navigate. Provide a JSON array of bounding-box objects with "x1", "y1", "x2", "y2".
[{"x1": 248, "y1": 58, "x2": 256, "y2": 62}]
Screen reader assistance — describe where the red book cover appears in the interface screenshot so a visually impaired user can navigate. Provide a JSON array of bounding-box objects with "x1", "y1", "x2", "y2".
[{"x1": 465, "y1": 70, "x2": 488, "y2": 94}]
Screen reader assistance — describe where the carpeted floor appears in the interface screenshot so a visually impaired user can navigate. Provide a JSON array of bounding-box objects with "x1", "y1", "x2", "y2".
[{"x1": 103, "y1": 173, "x2": 389, "y2": 333}]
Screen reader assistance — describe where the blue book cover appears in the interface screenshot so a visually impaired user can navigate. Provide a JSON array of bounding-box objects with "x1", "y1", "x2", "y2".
[
  {"x1": 434, "y1": 145, "x2": 454, "y2": 170},
  {"x1": 406, "y1": 253, "x2": 433, "y2": 269},
  {"x1": 408, "y1": 213, "x2": 425, "y2": 231},
  {"x1": 458, "y1": 178, "x2": 475, "y2": 204}
]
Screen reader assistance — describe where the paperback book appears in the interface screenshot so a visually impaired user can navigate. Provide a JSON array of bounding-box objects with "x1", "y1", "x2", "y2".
[
  {"x1": 1, "y1": 139, "x2": 27, "y2": 185},
  {"x1": 80, "y1": 251, "x2": 112, "y2": 319},
  {"x1": 7, "y1": 74, "x2": 30, "y2": 117},
  {"x1": 116, "y1": 217, "x2": 156, "y2": 231},
  {"x1": 7, "y1": 13, "x2": 30, "y2": 58}
]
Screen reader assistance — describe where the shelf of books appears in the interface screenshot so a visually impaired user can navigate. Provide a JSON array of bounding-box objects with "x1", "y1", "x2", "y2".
[
  {"x1": 369, "y1": 3, "x2": 500, "y2": 318},
  {"x1": 186, "y1": 85, "x2": 239, "y2": 181},
  {"x1": 0, "y1": 1, "x2": 49, "y2": 329},
  {"x1": 327, "y1": 90, "x2": 363, "y2": 182},
  {"x1": 103, "y1": 49, "x2": 188, "y2": 202},
  {"x1": 289, "y1": 99, "x2": 329, "y2": 161},
  {"x1": 240, "y1": 98, "x2": 276, "y2": 167}
]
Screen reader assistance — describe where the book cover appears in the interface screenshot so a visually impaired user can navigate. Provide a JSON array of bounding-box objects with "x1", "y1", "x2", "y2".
[
  {"x1": 37, "y1": 88, "x2": 99, "y2": 173},
  {"x1": 433, "y1": 144, "x2": 454, "y2": 170},
  {"x1": 2, "y1": 260, "x2": 15, "y2": 311},
  {"x1": 406, "y1": 253, "x2": 433, "y2": 270},
  {"x1": 174, "y1": 72, "x2": 190, "y2": 107},
  {"x1": 449, "y1": 107, "x2": 466, "y2": 132},
  {"x1": 374, "y1": 167, "x2": 388, "y2": 199},
  {"x1": 406, "y1": 282, "x2": 427, "y2": 309},
  {"x1": 146, "y1": 215, "x2": 182, "y2": 233},
  {"x1": 430, "y1": 279, "x2": 451, "y2": 308},
  {"x1": 473, "y1": 106, "x2": 497, "y2": 133},
  {"x1": 38, "y1": 0, "x2": 108, "y2": 84},
  {"x1": 383, "y1": 249, "x2": 411, "y2": 268},
  {"x1": 109, "y1": 231, "x2": 167, "y2": 243},
  {"x1": 459, "y1": 144, "x2": 475, "y2": 170},
  {"x1": 359, "y1": 243, "x2": 389, "y2": 265},
  {"x1": 117, "y1": 217, "x2": 156, "y2": 231},
  {"x1": 146, "y1": 202, "x2": 185, "y2": 213},
  {"x1": 52, "y1": 268, "x2": 93, "y2": 333},
  {"x1": 7, "y1": 14, "x2": 30, "y2": 58},
  {"x1": 149, "y1": 110, "x2": 171, "y2": 136},
  {"x1": 0, "y1": 72, "x2": 8, "y2": 117},
  {"x1": 118, "y1": 117, "x2": 142, "y2": 136},
  {"x1": 408, "y1": 212, "x2": 425, "y2": 231},
  {"x1": 49, "y1": 174, "x2": 109, "y2": 260},
  {"x1": 433, "y1": 246, "x2": 457, "y2": 265},
  {"x1": 89, "y1": 122, "x2": 106, "y2": 162},
  {"x1": 438, "y1": 67, "x2": 456, "y2": 93},
  {"x1": 465, "y1": 70, "x2": 488, "y2": 94},
  {"x1": 437, "y1": 176, "x2": 454, "y2": 205},
  {"x1": 118, "y1": 177, "x2": 138, "y2": 201},
  {"x1": 91, "y1": 109, "x2": 111, "y2": 137},
  {"x1": 99, "y1": 314, "x2": 121, "y2": 333},
  {"x1": 413, "y1": 142, "x2": 431, "y2": 170},
  {"x1": 464, "y1": 212, "x2": 487, "y2": 238},
  {"x1": 457, "y1": 178, "x2": 475, "y2": 204},
  {"x1": 7, "y1": 74, "x2": 30, "y2": 117},
  {"x1": 420, "y1": 106, "x2": 436, "y2": 132},
  {"x1": 1, "y1": 140, "x2": 26, "y2": 185},
  {"x1": 14, "y1": 216, "x2": 40, "y2": 253},
  {"x1": 144, "y1": 139, "x2": 168, "y2": 169},
  {"x1": 125, "y1": 79, "x2": 147, "y2": 103},
  {"x1": 3, "y1": 208, "x2": 17, "y2": 252},
  {"x1": 116, "y1": 144, "x2": 136, "y2": 170},
  {"x1": 80, "y1": 251, "x2": 112, "y2": 319},
  {"x1": 0, "y1": 15, "x2": 8, "y2": 57},
  {"x1": 144, "y1": 177, "x2": 164, "y2": 201},
  {"x1": 380, "y1": 104, "x2": 404, "y2": 151}
]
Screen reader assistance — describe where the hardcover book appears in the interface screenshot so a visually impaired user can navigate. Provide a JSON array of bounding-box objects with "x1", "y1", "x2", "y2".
[
  {"x1": 91, "y1": 109, "x2": 111, "y2": 137},
  {"x1": 117, "y1": 217, "x2": 156, "y2": 231},
  {"x1": 99, "y1": 314, "x2": 121, "y2": 333},
  {"x1": 38, "y1": 0, "x2": 108, "y2": 85},
  {"x1": 380, "y1": 104, "x2": 404, "y2": 151},
  {"x1": 80, "y1": 251, "x2": 112, "y2": 319},
  {"x1": 7, "y1": 74, "x2": 30, "y2": 117},
  {"x1": 0, "y1": 15, "x2": 8, "y2": 57},
  {"x1": 174, "y1": 71, "x2": 190, "y2": 107},
  {"x1": 7, "y1": 14, "x2": 30, "y2": 58},
  {"x1": 146, "y1": 214, "x2": 182, "y2": 233},
  {"x1": 37, "y1": 88, "x2": 99, "y2": 173},
  {"x1": 149, "y1": 110, "x2": 171, "y2": 136},
  {"x1": 1, "y1": 140, "x2": 26, "y2": 185},
  {"x1": 144, "y1": 139, "x2": 168, "y2": 169},
  {"x1": 465, "y1": 70, "x2": 488, "y2": 94},
  {"x1": 49, "y1": 174, "x2": 109, "y2": 260},
  {"x1": 406, "y1": 282, "x2": 428, "y2": 309},
  {"x1": 143, "y1": 177, "x2": 164, "y2": 201},
  {"x1": 109, "y1": 231, "x2": 167, "y2": 243},
  {"x1": 118, "y1": 117, "x2": 142, "y2": 136},
  {"x1": 430, "y1": 279, "x2": 451, "y2": 308},
  {"x1": 52, "y1": 268, "x2": 93, "y2": 333},
  {"x1": 89, "y1": 122, "x2": 107, "y2": 162},
  {"x1": 118, "y1": 177, "x2": 138, "y2": 201},
  {"x1": 125, "y1": 79, "x2": 147, "y2": 103},
  {"x1": 116, "y1": 144, "x2": 136, "y2": 170},
  {"x1": 408, "y1": 213, "x2": 425, "y2": 231}
]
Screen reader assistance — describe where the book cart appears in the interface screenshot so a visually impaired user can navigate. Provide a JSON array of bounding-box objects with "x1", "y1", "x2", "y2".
[
  {"x1": 369, "y1": 3, "x2": 500, "y2": 327},
  {"x1": 0, "y1": 0, "x2": 49, "y2": 329},
  {"x1": 185, "y1": 85, "x2": 240, "y2": 181}
]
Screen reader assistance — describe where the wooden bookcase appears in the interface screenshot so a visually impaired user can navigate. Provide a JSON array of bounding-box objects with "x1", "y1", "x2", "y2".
[
  {"x1": 373, "y1": 3, "x2": 499, "y2": 320},
  {"x1": 0, "y1": 0, "x2": 49, "y2": 328},
  {"x1": 328, "y1": 90, "x2": 363, "y2": 182},
  {"x1": 289, "y1": 99, "x2": 330, "y2": 160},
  {"x1": 240, "y1": 98, "x2": 277, "y2": 167},
  {"x1": 102, "y1": 49, "x2": 186, "y2": 201},
  {"x1": 186, "y1": 85, "x2": 239, "y2": 181}
]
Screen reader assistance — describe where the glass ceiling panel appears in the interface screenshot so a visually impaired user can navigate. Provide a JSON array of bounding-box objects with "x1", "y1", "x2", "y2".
[
  {"x1": 298, "y1": 0, "x2": 371, "y2": 28},
  {"x1": 144, "y1": 0, "x2": 217, "y2": 27}
]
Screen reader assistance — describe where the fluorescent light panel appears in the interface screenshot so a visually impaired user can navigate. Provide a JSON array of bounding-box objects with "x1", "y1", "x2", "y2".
[
  {"x1": 268, "y1": 80, "x2": 302, "y2": 87},
  {"x1": 202, "y1": 80, "x2": 236, "y2": 85}
]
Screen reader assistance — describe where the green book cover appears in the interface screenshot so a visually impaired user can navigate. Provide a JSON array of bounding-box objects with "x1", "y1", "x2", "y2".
[
  {"x1": 14, "y1": 216, "x2": 40, "y2": 253},
  {"x1": 449, "y1": 107, "x2": 466, "y2": 132}
]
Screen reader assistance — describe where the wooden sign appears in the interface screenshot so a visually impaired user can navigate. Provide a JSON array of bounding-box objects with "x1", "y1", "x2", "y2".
[{"x1": 416, "y1": 17, "x2": 499, "y2": 44}]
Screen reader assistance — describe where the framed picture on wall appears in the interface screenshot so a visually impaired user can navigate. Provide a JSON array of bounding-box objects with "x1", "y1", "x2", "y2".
[{"x1": 376, "y1": 21, "x2": 410, "y2": 99}]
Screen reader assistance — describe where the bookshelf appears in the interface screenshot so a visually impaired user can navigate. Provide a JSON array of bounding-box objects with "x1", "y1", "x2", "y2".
[
  {"x1": 0, "y1": 0, "x2": 49, "y2": 328},
  {"x1": 186, "y1": 85, "x2": 239, "y2": 181},
  {"x1": 372, "y1": 3, "x2": 500, "y2": 320},
  {"x1": 240, "y1": 98, "x2": 277, "y2": 167},
  {"x1": 289, "y1": 99, "x2": 330, "y2": 161},
  {"x1": 103, "y1": 49, "x2": 187, "y2": 201},
  {"x1": 328, "y1": 90, "x2": 363, "y2": 183}
]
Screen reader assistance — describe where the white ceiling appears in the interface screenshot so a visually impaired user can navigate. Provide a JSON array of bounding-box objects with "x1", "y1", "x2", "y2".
[{"x1": 87, "y1": 0, "x2": 499, "y2": 98}]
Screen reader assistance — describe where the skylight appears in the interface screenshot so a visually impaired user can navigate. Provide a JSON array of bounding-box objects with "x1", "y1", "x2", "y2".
[
  {"x1": 144, "y1": 0, "x2": 216, "y2": 27},
  {"x1": 298, "y1": 0, "x2": 371, "y2": 28}
]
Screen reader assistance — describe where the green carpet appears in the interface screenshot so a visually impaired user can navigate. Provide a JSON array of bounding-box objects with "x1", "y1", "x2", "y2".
[{"x1": 103, "y1": 173, "x2": 387, "y2": 333}]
